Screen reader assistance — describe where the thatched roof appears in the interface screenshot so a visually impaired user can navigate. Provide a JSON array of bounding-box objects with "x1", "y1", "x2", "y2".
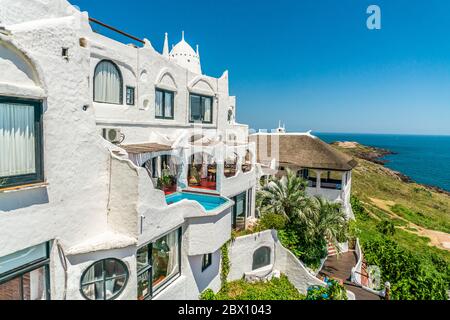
[
  {"x1": 120, "y1": 143, "x2": 172, "y2": 154},
  {"x1": 250, "y1": 133, "x2": 357, "y2": 171}
]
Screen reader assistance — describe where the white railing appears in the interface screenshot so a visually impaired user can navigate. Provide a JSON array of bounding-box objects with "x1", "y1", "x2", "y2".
[
  {"x1": 351, "y1": 239, "x2": 385, "y2": 298},
  {"x1": 351, "y1": 238, "x2": 363, "y2": 286}
]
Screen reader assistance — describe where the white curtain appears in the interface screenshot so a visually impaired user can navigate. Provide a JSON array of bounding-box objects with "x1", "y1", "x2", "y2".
[
  {"x1": 203, "y1": 98, "x2": 212, "y2": 122},
  {"x1": 155, "y1": 90, "x2": 163, "y2": 117},
  {"x1": 168, "y1": 156, "x2": 177, "y2": 176},
  {"x1": 0, "y1": 102, "x2": 36, "y2": 177},
  {"x1": 164, "y1": 92, "x2": 173, "y2": 118},
  {"x1": 165, "y1": 230, "x2": 179, "y2": 277},
  {"x1": 94, "y1": 61, "x2": 122, "y2": 104}
]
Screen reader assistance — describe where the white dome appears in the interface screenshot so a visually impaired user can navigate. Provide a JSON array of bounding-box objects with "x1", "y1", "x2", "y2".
[
  {"x1": 169, "y1": 33, "x2": 202, "y2": 74},
  {"x1": 171, "y1": 39, "x2": 196, "y2": 56}
]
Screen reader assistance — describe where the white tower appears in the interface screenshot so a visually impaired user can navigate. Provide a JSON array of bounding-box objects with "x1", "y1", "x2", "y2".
[{"x1": 162, "y1": 32, "x2": 169, "y2": 58}]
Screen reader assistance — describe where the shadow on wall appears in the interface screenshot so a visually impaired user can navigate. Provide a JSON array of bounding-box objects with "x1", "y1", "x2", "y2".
[
  {"x1": 188, "y1": 252, "x2": 221, "y2": 294},
  {"x1": 0, "y1": 187, "x2": 49, "y2": 212}
]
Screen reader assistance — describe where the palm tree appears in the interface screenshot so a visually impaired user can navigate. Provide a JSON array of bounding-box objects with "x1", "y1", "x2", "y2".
[
  {"x1": 256, "y1": 170, "x2": 349, "y2": 267},
  {"x1": 305, "y1": 196, "x2": 348, "y2": 254},
  {"x1": 257, "y1": 168, "x2": 313, "y2": 222}
]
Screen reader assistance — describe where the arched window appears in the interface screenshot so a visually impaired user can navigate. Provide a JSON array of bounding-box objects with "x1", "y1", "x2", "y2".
[
  {"x1": 94, "y1": 60, "x2": 123, "y2": 104},
  {"x1": 252, "y1": 247, "x2": 271, "y2": 270},
  {"x1": 80, "y1": 258, "x2": 129, "y2": 300}
]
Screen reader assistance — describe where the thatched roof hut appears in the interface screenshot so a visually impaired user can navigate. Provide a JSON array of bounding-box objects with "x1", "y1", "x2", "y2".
[{"x1": 250, "y1": 133, "x2": 357, "y2": 171}]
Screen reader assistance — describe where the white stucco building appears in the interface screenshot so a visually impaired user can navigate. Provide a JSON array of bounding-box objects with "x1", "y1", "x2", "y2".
[
  {"x1": 0, "y1": 0, "x2": 358, "y2": 301},
  {"x1": 0, "y1": 0, "x2": 258, "y2": 300},
  {"x1": 250, "y1": 127, "x2": 357, "y2": 220}
]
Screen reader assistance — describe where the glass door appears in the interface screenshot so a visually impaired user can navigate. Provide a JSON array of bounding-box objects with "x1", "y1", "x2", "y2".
[{"x1": 232, "y1": 192, "x2": 247, "y2": 230}]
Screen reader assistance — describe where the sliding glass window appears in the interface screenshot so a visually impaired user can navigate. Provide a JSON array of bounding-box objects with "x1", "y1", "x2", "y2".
[
  {"x1": 137, "y1": 228, "x2": 181, "y2": 300},
  {"x1": 0, "y1": 242, "x2": 51, "y2": 300},
  {"x1": 189, "y1": 94, "x2": 213, "y2": 123},
  {"x1": 155, "y1": 89, "x2": 174, "y2": 120}
]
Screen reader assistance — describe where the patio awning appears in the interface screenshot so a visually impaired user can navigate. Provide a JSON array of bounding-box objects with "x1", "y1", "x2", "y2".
[{"x1": 120, "y1": 143, "x2": 173, "y2": 154}]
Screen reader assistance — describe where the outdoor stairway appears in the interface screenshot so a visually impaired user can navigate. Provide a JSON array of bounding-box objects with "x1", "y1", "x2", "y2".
[
  {"x1": 319, "y1": 251, "x2": 382, "y2": 300},
  {"x1": 327, "y1": 241, "x2": 337, "y2": 256}
]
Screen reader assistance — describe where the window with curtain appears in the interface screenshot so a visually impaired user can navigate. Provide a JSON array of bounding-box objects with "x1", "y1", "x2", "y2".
[
  {"x1": 136, "y1": 228, "x2": 181, "y2": 300},
  {"x1": 80, "y1": 258, "x2": 128, "y2": 300},
  {"x1": 155, "y1": 89, "x2": 174, "y2": 119},
  {"x1": 0, "y1": 98, "x2": 43, "y2": 189},
  {"x1": 189, "y1": 94, "x2": 213, "y2": 123},
  {"x1": 94, "y1": 60, "x2": 123, "y2": 104}
]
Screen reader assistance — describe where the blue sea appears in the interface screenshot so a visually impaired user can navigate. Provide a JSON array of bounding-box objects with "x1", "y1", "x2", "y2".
[{"x1": 314, "y1": 133, "x2": 450, "y2": 192}]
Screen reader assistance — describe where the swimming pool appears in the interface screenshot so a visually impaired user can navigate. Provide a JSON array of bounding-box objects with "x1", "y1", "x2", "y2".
[{"x1": 165, "y1": 192, "x2": 229, "y2": 212}]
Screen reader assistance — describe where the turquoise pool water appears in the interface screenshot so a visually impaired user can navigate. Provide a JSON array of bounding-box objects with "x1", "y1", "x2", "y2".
[{"x1": 165, "y1": 192, "x2": 228, "y2": 211}]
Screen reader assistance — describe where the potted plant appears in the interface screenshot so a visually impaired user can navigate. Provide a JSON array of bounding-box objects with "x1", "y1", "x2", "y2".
[
  {"x1": 160, "y1": 167, "x2": 176, "y2": 193},
  {"x1": 188, "y1": 165, "x2": 201, "y2": 186}
]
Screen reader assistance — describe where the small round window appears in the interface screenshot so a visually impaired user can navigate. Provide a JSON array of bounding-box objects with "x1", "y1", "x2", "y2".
[{"x1": 80, "y1": 258, "x2": 129, "y2": 300}]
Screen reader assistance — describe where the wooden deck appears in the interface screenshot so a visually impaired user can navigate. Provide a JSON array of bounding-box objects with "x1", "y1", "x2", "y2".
[{"x1": 319, "y1": 251, "x2": 382, "y2": 300}]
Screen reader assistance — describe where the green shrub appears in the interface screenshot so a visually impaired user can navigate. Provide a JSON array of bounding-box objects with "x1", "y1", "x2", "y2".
[
  {"x1": 278, "y1": 227, "x2": 327, "y2": 269},
  {"x1": 278, "y1": 228, "x2": 304, "y2": 258},
  {"x1": 259, "y1": 213, "x2": 287, "y2": 231},
  {"x1": 376, "y1": 220, "x2": 396, "y2": 236},
  {"x1": 362, "y1": 238, "x2": 448, "y2": 300},
  {"x1": 300, "y1": 238, "x2": 328, "y2": 269},
  {"x1": 199, "y1": 289, "x2": 216, "y2": 300},
  {"x1": 306, "y1": 279, "x2": 347, "y2": 300},
  {"x1": 351, "y1": 195, "x2": 369, "y2": 220},
  {"x1": 327, "y1": 279, "x2": 348, "y2": 300},
  {"x1": 210, "y1": 275, "x2": 305, "y2": 300},
  {"x1": 306, "y1": 285, "x2": 329, "y2": 300}
]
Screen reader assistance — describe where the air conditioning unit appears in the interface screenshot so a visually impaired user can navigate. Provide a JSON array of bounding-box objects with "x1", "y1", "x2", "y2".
[{"x1": 102, "y1": 128, "x2": 123, "y2": 144}]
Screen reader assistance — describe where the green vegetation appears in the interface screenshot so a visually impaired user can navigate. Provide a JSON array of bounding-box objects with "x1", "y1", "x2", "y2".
[
  {"x1": 257, "y1": 169, "x2": 348, "y2": 269},
  {"x1": 200, "y1": 275, "x2": 305, "y2": 300},
  {"x1": 220, "y1": 242, "x2": 231, "y2": 287},
  {"x1": 391, "y1": 204, "x2": 450, "y2": 233},
  {"x1": 258, "y1": 212, "x2": 288, "y2": 231},
  {"x1": 350, "y1": 195, "x2": 450, "y2": 299},
  {"x1": 362, "y1": 238, "x2": 448, "y2": 300},
  {"x1": 333, "y1": 142, "x2": 450, "y2": 299},
  {"x1": 202, "y1": 239, "x2": 306, "y2": 301},
  {"x1": 306, "y1": 279, "x2": 348, "y2": 300},
  {"x1": 376, "y1": 220, "x2": 396, "y2": 236}
]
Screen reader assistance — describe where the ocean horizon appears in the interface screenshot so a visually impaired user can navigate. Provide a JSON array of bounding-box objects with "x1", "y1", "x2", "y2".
[{"x1": 313, "y1": 132, "x2": 450, "y2": 192}]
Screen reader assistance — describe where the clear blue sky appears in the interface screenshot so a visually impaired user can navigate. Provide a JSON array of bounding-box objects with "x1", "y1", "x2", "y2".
[{"x1": 71, "y1": 0, "x2": 450, "y2": 135}]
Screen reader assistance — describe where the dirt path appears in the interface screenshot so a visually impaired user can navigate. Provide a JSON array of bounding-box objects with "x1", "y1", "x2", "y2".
[{"x1": 368, "y1": 198, "x2": 450, "y2": 251}]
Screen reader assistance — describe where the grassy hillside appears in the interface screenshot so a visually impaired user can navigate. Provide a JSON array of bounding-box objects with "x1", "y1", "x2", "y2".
[
  {"x1": 340, "y1": 143, "x2": 450, "y2": 232},
  {"x1": 333, "y1": 142, "x2": 450, "y2": 264}
]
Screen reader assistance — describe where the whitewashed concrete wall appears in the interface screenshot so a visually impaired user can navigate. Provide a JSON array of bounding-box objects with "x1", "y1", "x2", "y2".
[
  {"x1": 228, "y1": 231, "x2": 276, "y2": 281},
  {"x1": 228, "y1": 230, "x2": 326, "y2": 295},
  {"x1": 154, "y1": 248, "x2": 222, "y2": 300}
]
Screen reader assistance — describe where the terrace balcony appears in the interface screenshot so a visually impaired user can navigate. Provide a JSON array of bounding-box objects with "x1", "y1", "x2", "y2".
[{"x1": 298, "y1": 168, "x2": 351, "y2": 204}]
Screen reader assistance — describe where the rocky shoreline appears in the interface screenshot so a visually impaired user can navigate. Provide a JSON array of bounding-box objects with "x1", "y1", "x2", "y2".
[{"x1": 332, "y1": 141, "x2": 450, "y2": 196}]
